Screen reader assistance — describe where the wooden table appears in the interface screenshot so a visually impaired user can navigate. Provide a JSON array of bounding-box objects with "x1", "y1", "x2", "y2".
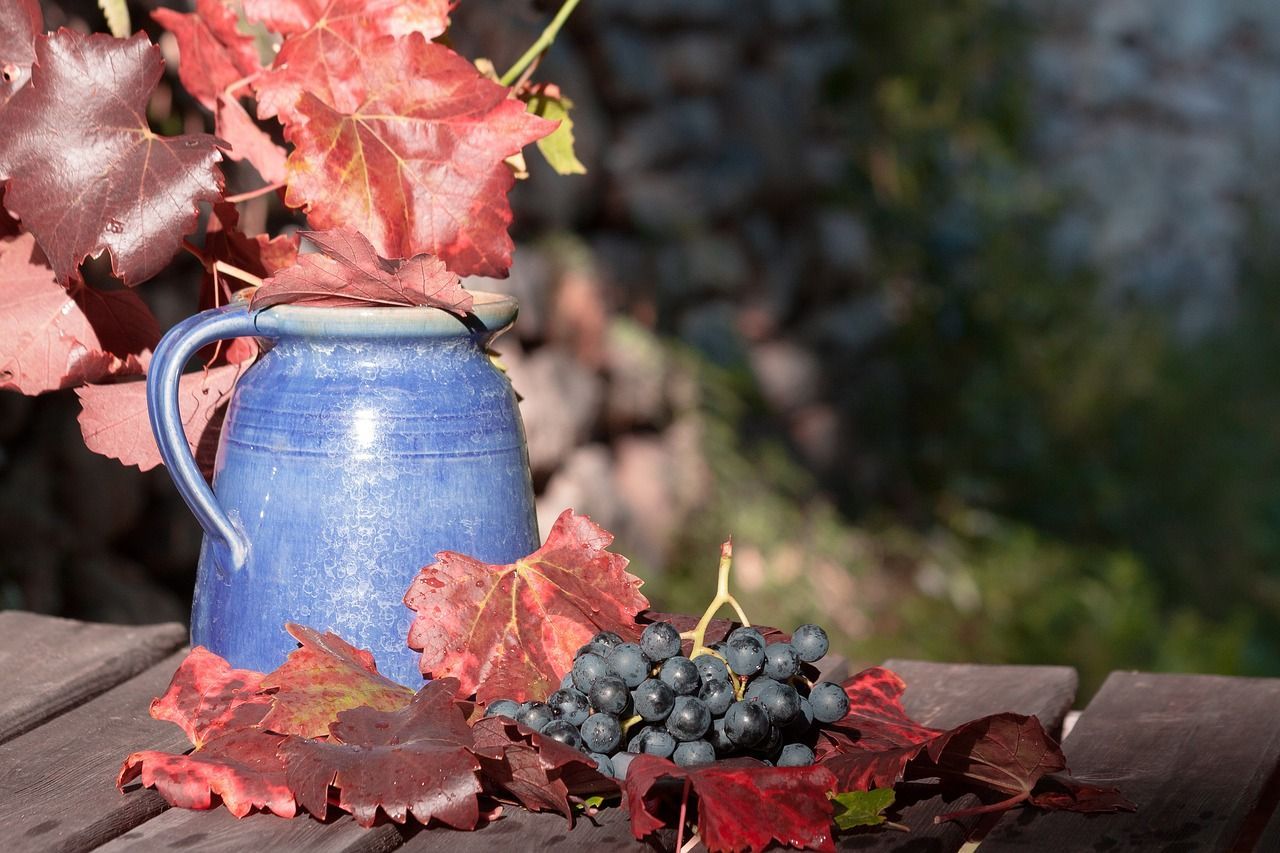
[{"x1": 2, "y1": 610, "x2": 1278, "y2": 852}]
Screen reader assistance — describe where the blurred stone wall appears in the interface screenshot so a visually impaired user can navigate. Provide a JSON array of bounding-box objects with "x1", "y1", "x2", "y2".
[{"x1": 4, "y1": 0, "x2": 1279, "y2": 625}]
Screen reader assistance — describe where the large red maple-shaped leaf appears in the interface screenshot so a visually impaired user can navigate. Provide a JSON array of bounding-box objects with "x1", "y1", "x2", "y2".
[
  {"x1": 250, "y1": 227, "x2": 472, "y2": 313},
  {"x1": 245, "y1": 0, "x2": 452, "y2": 123},
  {"x1": 278, "y1": 678, "x2": 484, "y2": 828},
  {"x1": 152, "y1": 0, "x2": 263, "y2": 111},
  {"x1": 280, "y1": 34, "x2": 555, "y2": 277},
  {"x1": 623, "y1": 755, "x2": 839, "y2": 853},
  {"x1": 147, "y1": 646, "x2": 272, "y2": 748},
  {"x1": 405, "y1": 509, "x2": 649, "y2": 704},
  {"x1": 0, "y1": 30, "x2": 224, "y2": 286},
  {"x1": 0, "y1": 0, "x2": 39, "y2": 106},
  {"x1": 0, "y1": 233, "x2": 156, "y2": 394},
  {"x1": 76, "y1": 360, "x2": 249, "y2": 477},
  {"x1": 257, "y1": 623, "x2": 414, "y2": 739}
]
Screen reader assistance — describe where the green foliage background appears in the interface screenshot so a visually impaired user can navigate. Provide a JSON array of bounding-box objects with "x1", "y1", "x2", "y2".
[{"x1": 648, "y1": 0, "x2": 1278, "y2": 696}]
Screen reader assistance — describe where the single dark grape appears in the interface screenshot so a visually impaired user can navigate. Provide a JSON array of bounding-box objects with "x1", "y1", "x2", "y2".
[
  {"x1": 762, "y1": 642, "x2": 801, "y2": 680},
  {"x1": 541, "y1": 719, "x2": 584, "y2": 750},
  {"x1": 665, "y1": 696, "x2": 712, "y2": 741},
  {"x1": 633, "y1": 678, "x2": 676, "y2": 721},
  {"x1": 783, "y1": 696, "x2": 815, "y2": 739},
  {"x1": 754, "y1": 725, "x2": 782, "y2": 756},
  {"x1": 606, "y1": 642, "x2": 650, "y2": 688},
  {"x1": 791, "y1": 624, "x2": 829, "y2": 662},
  {"x1": 698, "y1": 677, "x2": 735, "y2": 716},
  {"x1": 484, "y1": 699, "x2": 520, "y2": 720},
  {"x1": 589, "y1": 674, "x2": 631, "y2": 716},
  {"x1": 548, "y1": 687, "x2": 591, "y2": 726},
  {"x1": 572, "y1": 652, "x2": 609, "y2": 693},
  {"x1": 724, "y1": 700, "x2": 770, "y2": 747},
  {"x1": 591, "y1": 630, "x2": 625, "y2": 650},
  {"x1": 588, "y1": 752, "x2": 613, "y2": 775},
  {"x1": 580, "y1": 712, "x2": 622, "y2": 753},
  {"x1": 755, "y1": 681, "x2": 801, "y2": 725},
  {"x1": 708, "y1": 717, "x2": 734, "y2": 754},
  {"x1": 673, "y1": 739, "x2": 716, "y2": 767},
  {"x1": 629, "y1": 726, "x2": 676, "y2": 758},
  {"x1": 576, "y1": 641, "x2": 611, "y2": 660},
  {"x1": 724, "y1": 628, "x2": 765, "y2": 676},
  {"x1": 516, "y1": 701, "x2": 554, "y2": 732},
  {"x1": 640, "y1": 621, "x2": 682, "y2": 662},
  {"x1": 810, "y1": 681, "x2": 850, "y2": 723},
  {"x1": 610, "y1": 751, "x2": 636, "y2": 779},
  {"x1": 745, "y1": 677, "x2": 782, "y2": 702},
  {"x1": 692, "y1": 653, "x2": 730, "y2": 685},
  {"x1": 777, "y1": 743, "x2": 815, "y2": 766},
  {"x1": 659, "y1": 656, "x2": 701, "y2": 695}
]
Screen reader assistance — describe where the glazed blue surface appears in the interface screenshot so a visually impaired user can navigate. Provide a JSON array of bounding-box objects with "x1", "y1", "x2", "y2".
[{"x1": 147, "y1": 297, "x2": 539, "y2": 685}]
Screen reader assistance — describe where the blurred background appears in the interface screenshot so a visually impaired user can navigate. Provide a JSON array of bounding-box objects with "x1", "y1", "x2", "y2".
[{"x1": 3, "y1": 0, "x2": 1280, "y2": 697}]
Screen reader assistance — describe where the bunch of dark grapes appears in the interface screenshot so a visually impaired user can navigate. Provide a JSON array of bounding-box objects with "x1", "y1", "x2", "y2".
[{"x1": 483, "y1": 621, "x2": 850, "y2": 779}]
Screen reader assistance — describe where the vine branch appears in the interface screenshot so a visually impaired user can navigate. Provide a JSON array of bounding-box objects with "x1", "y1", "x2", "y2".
[{"x1": 499, "y1": 0, "x2": 581, "y2": 87}]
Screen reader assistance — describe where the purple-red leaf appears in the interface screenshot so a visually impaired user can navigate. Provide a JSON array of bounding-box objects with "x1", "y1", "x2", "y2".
[
  {"x1": 405, "y1": 509, "x2": 649, "y2": 704},
  {"x1": 278, "y1": 678, "x2": 484, "y2": 828},
  {"x1": 279, "y1": 34, "x2": 554, "y2": 277},
  {"x1": 76, "y1": 360, "x2": 249, "y2": 477},
  {"x1": 250, "y1": 227, "x2": 472, "y2": 313},
  {"x1": 0, "y1": 30, "x2": 224, "y2": 285},
  {"x1": 257, "y1": 623, "x2": 414, "y2": 739},
  {"x1": 0, "y1": 233, "x2": 155, "y2": 394},
  {"x1": 470, "y1": 716, "x2": 611, "y2": 820},
  {"x1": 0, "y1": 0, "x2": 39, "y2": 106},
  {"x1": 623, "y1": 755, "x2": 839, "y2": 853}
]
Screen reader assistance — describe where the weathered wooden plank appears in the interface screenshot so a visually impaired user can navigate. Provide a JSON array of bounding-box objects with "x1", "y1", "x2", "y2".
[
  {"x1": 97, "y1": 807, "x2": 410, "y2": 853},
  {"x1": 396, "y1": 803, "x2": 672, "y2": 853},
  {"x1": 0, "y1": 611, "x2": 187, "y2": 744},
  {"x1": 979, "y1": 671, "x2": 1280, "y2": 853},
  {"x1": 836, "y1": 660, "x2": 1079, "y2": 852},
  {"x1": 0, "y1": 649, "x2": 189, "y2": 853}
]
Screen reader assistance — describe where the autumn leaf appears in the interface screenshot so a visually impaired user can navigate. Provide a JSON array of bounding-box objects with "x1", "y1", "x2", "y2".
[
  {"x1": 470, "y1": 716, "x2": 612, "y2": 820},
  {"x1": 147, "y1": 646, "x2": 272, "y2": 748},
  {"x1": 830, "y1": 788, "x2": 895, "y2": 830},
  {"x1": 1027, "y1": 774, "x2": 1138, "y2": 813},
  {"x1": 245, "y1": 0, "x2": 453, "y2": 123},
  {"x1": 0, "y1": 0, "x2": 40, "y2": 106},
  {"x1": 76, "y1": 360, "x2": 249, "y2": 477},
  {"x1": 152, "y1": 0, "x2": 263, "y2": 111},
  {"x1": 0, "y1": 233, "x2": 156, "y2": 394},
  {"x1": 215, "y1": 95, "x2": 288, "y2": 184},
  {"x1": 250, "y1": 228, "x2": 472, "y2": 314},
  {"x1": 525, "y1": 83, "x2": 586, "y2": 176},
  {"x1": 280, "y1": 33, "x2": 555, "y2": 277},
  {"x1": 623, "y1": 755, "x2": 839, "y2": 853},
  {"x1": 257, "y1": 623, "x2": 414, "y2": 739},
  {"x1": 0, "y1": 30, "x2": 224, "y2": 286},
  {"x1": 405, "y1": 509, "x2": 648, "y2": 704},
  {"x1": 279, "y1": 678, "x2": 484, "y2": 828}
]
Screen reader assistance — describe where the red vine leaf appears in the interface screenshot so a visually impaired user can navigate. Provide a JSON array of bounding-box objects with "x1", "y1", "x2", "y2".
[
  {"x1": 215, "y1": 95, "x2": 288, "y2": 184},
  {"x1": 250, "y1": 227, "x2": 472, "y2": 313},
  {"x1": 0, "y1": 233, "x2": 156, "y2": 394},
  {"x1": 0, "y1": 30, "x2": 225, "y2": 286},
  {"x1": 405, "y1": 509, "x2": 649, "y2": 704},
  {"x1": 246, "y1": 0, "x2": 453, "y2": 123},
  {"x1": 1028, "y1": 775, "x2": 1138, "y2": 813},
  {"x1": 278, "y1": 678, "x2": 484, "y2": 828},
  {"x1": 280, "y1": 34, "x2": 555, "y2": 277},
  {"x1": 76, "y1": 360, "x2": 249, "y2": 477},
  {"x1": 152, "y1": 0, "x2": 263, "y2": 111},
  {"x1": 622, "y1": 755, "x2": 839, "y2": 853},
  {"x1": 118, "y1": 729, "x2": 296, "y2": 818},
  {"x1": 0, "y1": 0, "x2": 39, "y2": 106},
  {"x1": 148, "y1": 646, "x2": 272, "y2": 748},
  {"x1": 257, "y1": 623, "x2": 414, "y2": 739},
  {"x1": 470, "y1": 716, "x2": 610, "y2": 820}
]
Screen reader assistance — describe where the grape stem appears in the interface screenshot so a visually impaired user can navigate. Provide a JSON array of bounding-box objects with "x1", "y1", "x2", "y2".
[
  {"x1": 619, "y1": 714, "x2": 643, "y2": 736},
  {"x1": 682, "y1": 539, "x2": 751, "y2": 661}
]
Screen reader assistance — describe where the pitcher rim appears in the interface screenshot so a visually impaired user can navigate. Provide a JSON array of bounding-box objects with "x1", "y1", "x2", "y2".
[{"x1": 251, "y1": 290, "x2": 517, "y2": 338}]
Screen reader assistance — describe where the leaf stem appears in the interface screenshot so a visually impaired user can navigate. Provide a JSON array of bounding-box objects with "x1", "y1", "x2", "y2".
[
  {"x1": 222, "y1": 70, "x2": 263, "y2": 101},
  {"x1": 934, "y1": 791, "x2": 1030, "y2": 824},
  {"x1": 213, "y1": 261, "x2": 264, "y2": 289},
  {"x1": 223, "y1": 181, "x2": 286, "y2": 204},
  {"x1": 499, "y1": 0, "x2": 582, "y2": 87},
  {"x1": 675, "y1": 777, "x2": 692, "y2": 853}
]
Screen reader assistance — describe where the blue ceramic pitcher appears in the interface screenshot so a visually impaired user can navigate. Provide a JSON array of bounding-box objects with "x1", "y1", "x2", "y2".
[{"x1": 146, "y1": 294, "x2": 539, "y2": 685}]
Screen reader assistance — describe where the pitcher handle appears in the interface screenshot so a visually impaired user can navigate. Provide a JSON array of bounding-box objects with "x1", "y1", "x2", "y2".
[{"x1": 146, "y1": 301, "x2": 263, "y2": 574}]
